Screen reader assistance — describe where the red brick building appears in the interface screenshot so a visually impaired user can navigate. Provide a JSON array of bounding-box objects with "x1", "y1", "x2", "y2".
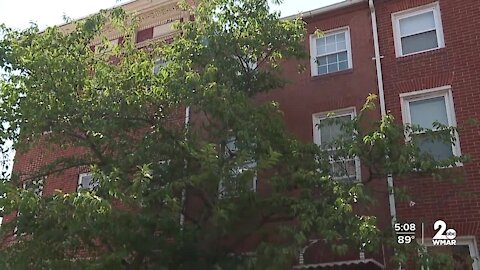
[
  {"x1": 375, "y1": 0, "x2": 480, "y2": 268},
  {"x1": 7, "y1": 0, "x2": 480, "y2": 269}
]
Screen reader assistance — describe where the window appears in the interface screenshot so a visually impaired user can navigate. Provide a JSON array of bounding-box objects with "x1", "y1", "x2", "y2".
[
  {"x1": 95, "y1": 38, "x2": 119, "y2": 53},
  {"x1": 309, "y1": 27, "x2": 352, "y2": 76},
  {"x1": 15, "y1": 177, "x2": 45, "y2": 235},
  {"x1": 218, "y1": 138, "x2": 257, "y2": 198},
  {"x1": 401, "y1": 86, "x2": 461, "y2": 161},
  {"x1": 153, "y1": 22, "x2": 175, "y2": 38},
  {"x1": 153, "y1": 59, "x2": 167, "y2": 75},
  {"x1": 392, "y1": 2, "x2": 445, "y2": 57},
  {"x1": 423, "y1": 237, "x2": 480, "y2": 270},
  {"x1": 77, "y1": 173, "x2": 99, "y2": 191},
  {"x1": 312, "y1": 108, "x2": 360, "y2": 181},
  {"x1": 23, "y1": 177, "x2": 44, "y2": 197}
]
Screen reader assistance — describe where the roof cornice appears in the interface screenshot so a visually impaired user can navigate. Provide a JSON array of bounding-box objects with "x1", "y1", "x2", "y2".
[{"x1": 282, "y1": 0, "x2": 367, "y2": 20}]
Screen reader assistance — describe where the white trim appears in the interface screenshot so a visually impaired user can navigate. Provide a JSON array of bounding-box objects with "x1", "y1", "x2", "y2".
[
  {"x1": 294, "y1": 258, "x2": 384, "y2": 269},
  {"x1": 22, "y1": 177, "x2": 44, "y2": 197},
  {"x1": 310, "y1": 27, "x2": 353, "y2": 77},
  {"x1": 218, "y1": 138, "x2": 257, "y2": 199},
  {"x1": 153, "y1": 58, "x2": 167, "y2": 75},
  {"x1": 421, "y1": 236, "x2": 480, "y2": 270},
  {"x1": 400, "y1": 86, "x2": 462, "y2": 161},
  {"x1": 94, "y1": 38, "x2": 119, "y2": 54},
  {"x1": 218, "y1": 162, "x2": 258, "y2": 199},
  {"x1": 312, "y1": 107, "x2": 361, "y2": 181},
  {"x1": 77, "y1": 172, "x2": 97, "y2": 191},
  {"x1": 392, "y1": 2, "x2": 445, "y2": 57},
  {"x1": 153, "y1": 22, "x2": 175, "y2": 38}
]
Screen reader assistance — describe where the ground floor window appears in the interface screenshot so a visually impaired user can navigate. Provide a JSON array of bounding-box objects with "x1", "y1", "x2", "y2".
[{"x1": 423, "y1": 237, "x2": 480, "y2": 270}]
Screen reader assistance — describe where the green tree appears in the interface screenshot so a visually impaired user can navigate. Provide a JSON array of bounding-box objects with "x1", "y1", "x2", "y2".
[{"x1": 0, "y1": 0, "x2": 467, "y2": 269}]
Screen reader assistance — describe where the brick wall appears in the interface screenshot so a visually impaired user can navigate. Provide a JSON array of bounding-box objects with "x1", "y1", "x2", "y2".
[
  {"x1": 254, "y1": 2, "x2": 392, "y2": 266},
  {"x1": 376, "y1": 0, "x2": 480, "y2": 246}
]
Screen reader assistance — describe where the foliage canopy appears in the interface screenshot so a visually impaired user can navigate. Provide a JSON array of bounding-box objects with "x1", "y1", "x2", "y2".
[{"x1": 0, "y1": 0, "x2": 467, "y2": 269}]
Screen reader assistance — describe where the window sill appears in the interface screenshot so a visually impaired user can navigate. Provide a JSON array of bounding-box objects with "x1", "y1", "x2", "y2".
[
  {"x1": 396, "y1": 47, "x2": 446, "y2": 62},
  {"x1": 311, "y1": 68, "x2": 353, "y2": 81}
]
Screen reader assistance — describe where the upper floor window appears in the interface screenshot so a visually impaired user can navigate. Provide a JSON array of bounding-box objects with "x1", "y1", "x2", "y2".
[
  {"x1": 95, "y1": 38, "x2": 119, "y2": 53},
  {"x1": 312, "y1": 108, "x2": 360, "y2": 181},
  {"x1": 16, "y1": 177, "x2": 45, "y2": 235},
  {"x1": 309, "y1": 27, "x2": 352, "y2": 76},
  {"x1": 153, "y1": 22, "x2": 175, "y2": 38},
  {"x1": 23, "y1": 177, "x2": 44, "y2": 197},
  {"x1": 218, "y1": 138, "x2": 257, "y2": 199},
  {"x1": 392, "y1": 2, "x2": 445, "y2": 57},
  {"x1": 400, "y1": 86, "x2": 461, "y2": 161},
  {"x1": 153, "y1": 59, "x2": 167, "y2": 75},
  {"x1": 77, "y1": 173, "x2": 99, "y2": 191}
]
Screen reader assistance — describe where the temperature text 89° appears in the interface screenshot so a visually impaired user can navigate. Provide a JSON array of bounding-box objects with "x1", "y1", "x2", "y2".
[{"x1": 397, "y1": 235, "x2": 415, "y2": 244}]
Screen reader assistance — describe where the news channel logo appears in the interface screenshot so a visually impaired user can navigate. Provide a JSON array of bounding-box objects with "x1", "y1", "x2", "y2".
[
  {"x1": 432, "y1": 219, "x2": 456, "y2": 246},
  {"x1": 395, "y1": 220, "x2": 457, "y2": 246}
]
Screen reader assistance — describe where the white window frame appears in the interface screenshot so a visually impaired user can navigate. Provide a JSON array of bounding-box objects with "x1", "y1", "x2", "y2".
[
  {"x1": 400, "y1": 86, "x2": 461, "y2": 162},
  {"x1": 312, "y1": 107, "x2": 361, "y2": 181},
  {"x1": 22, "y1": 177, "x2": 44, "y2": 197},
  {"x1": 77, "y1": 172, "x2": 98, "y2": 191},
  {"x1": 309, "y1": 27, "x2": 353, "y2": 77},
  {"x1": 15, "y1": 177, "x2": 45, "y2": 236},
  {"x1": 218, "y1": 162, "x2": 257, "y2": 199},
  {"x1": 218, "y1": 138, "x2": 257, "y2": 199},
  {"x1": 94, "y1": 38, "x2": 119, "y2": 53},
  {"x1": 421, "y1": 236, "x2": 480, "y2": 270},
  {"x1": 392, "y1": 2, "x2": 445, "y2": 57},
  {"x1": 153, "y1": 22, "x2": 175, "y2": 38},
  {"x1": 153, "y1": 58, "x2": 167, "y2": 75}
]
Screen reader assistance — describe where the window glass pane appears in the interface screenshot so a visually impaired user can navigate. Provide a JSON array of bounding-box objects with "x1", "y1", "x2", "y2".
[
  {"x1": 326, "y1": 43, "x2": 336, "y2": 54},
  {"x1": 314, "y1": 30, "x2": 349, "y2": 75},
  {"x1": 338, "y1": 61, "x2": 348, "y2": 71},
  {"x1": 327, "y1": 63, "x2": 338, "y2": 73},
  {"x1": 319, "y1": 115, "x2": 351, "y2": 145},
  {"x1": 336, "y1": 32, "x2": 346, "y2": 42},
  {"x1": 331, "y1": 159, "x2": 356, "y2": 179},
  {"x1": 315, "y1": 31, "x2": 348, "y2": 56},
  {"x1": 326, "y1": 35, "x2": 336, "y2": 45},
  {"x1": 336, "y1": 33, "x2": 346, "y2": 51},
  {"x1": 79, "y1": 174, "x2": 99, "y2": 191},
  {"x1": 316, "y1": 38, "x2": 326, "y2": 55},
  {"x1": 399, "y1": 11, "x2": 436, "y2": 37},
  {"x1": 318, "y1": 65, "x2": 328, "y2": 75},
  {"x1": 409, "y1": 96, "x2": 448, "y2": 129},
  {"x1": 317, "y1": 56, "x2": 327, "y2": 65},
  {"x1": 225, "y1": 139, "x2": 238, "y2": 156},
  {"x1": 153, "y1": 59, "x2": 167, "y2": 75},
  {"x1": 338, "y1": 51, "x2": 348, "y2": 62},
  {"x1": 428, "y1": 244, "x2": 475, "y2": 270},
  {"x1": 220, "y1": 162, "x2": 257, "y2": 198},
  {"x1": 81, "y1": 175, "x2": 93, "y2": 189},
  {"x1": 24, "y1": 178, "x2": 44, "y2": 196},
  {"x1": 414, "y1": 133, "x2": 453, "y2": 160},
  {"x1": 401, "y1": 30, "x2": 438, "y2": 55},
  {"x1": 327, "y1": 54, "x2": 337, "y2": 64}
]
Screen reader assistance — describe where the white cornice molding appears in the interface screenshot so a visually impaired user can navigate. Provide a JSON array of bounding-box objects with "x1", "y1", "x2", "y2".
[{"x1": 58, "y1": 0, "x2": 188, "y2": 44}]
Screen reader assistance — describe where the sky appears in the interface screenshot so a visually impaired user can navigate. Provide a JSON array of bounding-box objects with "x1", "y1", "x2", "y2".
[{"x1": 0, "y1": 0, "x2": 344, "y2": 29}]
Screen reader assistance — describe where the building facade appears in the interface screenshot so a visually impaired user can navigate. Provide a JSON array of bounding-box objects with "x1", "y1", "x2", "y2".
[
  {"x1": 375, "y1": 0, "x2": 480, "y2": 268},
  {"x1": 7, "y1": 0, "x2": 480, "y2": 269}
]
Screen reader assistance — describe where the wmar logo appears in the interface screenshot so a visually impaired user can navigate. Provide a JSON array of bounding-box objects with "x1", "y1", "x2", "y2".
[{"x1": 432, "y1": 220, "x2": 457, "y2": 246}]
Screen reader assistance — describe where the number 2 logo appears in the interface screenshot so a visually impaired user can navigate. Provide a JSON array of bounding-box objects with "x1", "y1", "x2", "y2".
[
  {"x1": 433, "y1": 220, "x2": 447, "y2": 240},
  {"x1": 433, "y1": 220, "x2": 456, "y2": 240}
]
